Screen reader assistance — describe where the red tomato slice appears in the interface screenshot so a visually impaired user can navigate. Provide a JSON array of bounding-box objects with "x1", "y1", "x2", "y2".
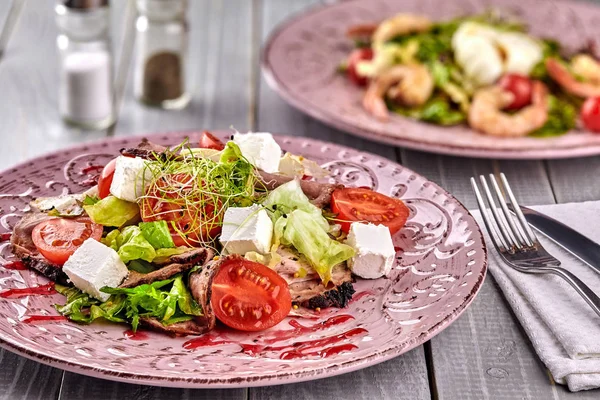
[
  {"x1": 97, "y1": 158, "x2": 117, "y2": 199},
  {"x1": 32, "y1": 218, "x2": 103, "y2": 265},
  {"x1": 581, "y1": 96, "x2": 600, "y2": 133},
  {"x1": 498, "y1": 74, "x2": 533, "y2": 111},
  {"x1": 347, "y1": 48, "x2": 373, "y2": 87},
  {"x1": 140, "y1": 173, "x2": 222, "y2": 245},
  {"x1": 199, "y1": 131, "x2": 225, "y2": 150},
  {"x1": 211, "y1": 256, "x2": 292, "y2": 332},
  {"x1": 331, "y1": 187, "x2": 409, "y2": 234}
]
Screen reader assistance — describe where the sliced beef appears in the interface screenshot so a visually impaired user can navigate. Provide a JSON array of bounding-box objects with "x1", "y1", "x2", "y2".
[
  {"x1": 154, "y1": 248, "x2": 212, "y2": 266},
  {"x1": 120, "y1": 139, "x2": 184, "y2": 162},
  {"x1": 10, "y1": 212, "x2": 69, "y2": 284},
  {"x1": 140, "y1": 317, "x2": 209, "y2": 336},
  {"x1": 120, "y1": 248, "x2": 214, "y2": 288},
  {"x1": 258, "y1": 171, "x2": 342, "y2": 208},
  {"x1": 275, "y1": 247, "x2": 354, "y2": 310},
  {"x1": 188, "y1": 256, "x2": 225, "y2": 333}
]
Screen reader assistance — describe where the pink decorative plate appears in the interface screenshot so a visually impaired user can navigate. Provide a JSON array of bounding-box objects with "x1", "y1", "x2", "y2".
[
  {"x1": 262, "y1": 0, "x2": 600, "y2": 159},
  {"x1": 0, "y1": 132, "x2": 486, "y2": 387}
]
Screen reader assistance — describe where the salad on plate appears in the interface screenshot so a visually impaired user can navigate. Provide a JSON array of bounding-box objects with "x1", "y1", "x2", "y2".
[
  {"x1": 343, "y1": 12, "x2": 600, "y2": 137},
  {"x1": 8, "y1": 131, "x2": 409, "y2": 336}
]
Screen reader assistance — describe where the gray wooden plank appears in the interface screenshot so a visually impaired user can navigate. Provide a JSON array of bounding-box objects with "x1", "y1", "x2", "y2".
[
  {"x1": 113, "y1": 0, "x2": 254, "y2": 136},
  {"x1": 256, "y1": 0, "x2": 431, "y2": 398},
  {"x1": 546, "y1": 157, "x2": 600, "y2": 204},
  {"x1": 0, "y1": 350, "x2": 62, "y2": 400},
  {"x1": 59, "y1": 375, "x2": 247, "y2": 400},
  {"x1": 0, "y1": 0, "x2": 132, "y2": 171},
  {"x1": 0, "y1": 0, "x2": 24, "y2": 57},
  {"x1": 250, "y1": 347, "x2": 429, "y2": 400},
  {"x1": 0, "y1": 0, "x2": 134, "y2": 399}
]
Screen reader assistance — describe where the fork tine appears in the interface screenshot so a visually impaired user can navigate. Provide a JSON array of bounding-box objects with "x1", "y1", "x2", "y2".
[
  {"x1": 479, "y1": 175, "x2": 520, "y2": 249},
  {"x1": 470, "y1": 177, "x2": 509, "y2": 251},
  {"x1": 499, "y1": 173, "x2": 538, "y2": 244},
  {"x1": 488, "y1": 174, "x2": 532, "y2": 247}
]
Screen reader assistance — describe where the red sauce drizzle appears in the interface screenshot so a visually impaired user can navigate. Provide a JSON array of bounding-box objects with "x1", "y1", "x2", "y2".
[
  {"x1": 0, "y1": 233, "x2": 12, "y2": 242},
  {"x1": 280, "y1": 344, "x2": 358, "y2": 360},
  {"x1": 182, "y1": 314, "x2": 363, "y2": 359},
  {"x1": 80, "y1": 165, "x2": 104, "y2": 174},
  {"x1": 0, "y1": 282, "x2": 56, "y2": 298},
  {"x1": 350, "y1": 291, "x2": 373, "y2": 303},
  {"x1": 183, "y1": 334, "x2": 234, "y2": 350},
  {"x1": 21, "y1": 315, "x2": 67, "y2": 324},
  {"x1": 394, "y1": 246, "x2": 403, "y2": 252},
  {"x1": 241, "y1": 327, "x2": 367, "y2": 356},
  {"x1": 124, "y1": 330, "x2": 149, "y2": 341},
  {"x1": 262, "y1": 314, "x2": 355, "y2": 345},
  {"x1": 3, "y1": 261, "x2": 27, "y2": 270}
]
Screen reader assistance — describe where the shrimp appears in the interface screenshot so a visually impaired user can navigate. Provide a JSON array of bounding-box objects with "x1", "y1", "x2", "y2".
[
  {"x1": 346, "y1": 23, "x2": 378, "y2": 40},
  {"x1": 363, "y1": 64, "x2": 434, "y2": 121},
  {"x1": 372, "y1": 13, "x2": 432, "y2": 44},
  {"x1": 546, "y1": 57, "x2": 600, "y2": 98},
  {"x1": 468, "y1": 81, "x2": 549, "y2": 137},
  {"x1": 346, "y1": 13, "x2": 431, "y2": 44}
]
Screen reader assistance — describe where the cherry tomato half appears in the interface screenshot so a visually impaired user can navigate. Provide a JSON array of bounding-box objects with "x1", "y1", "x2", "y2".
[
  {"x1": 199, "y1": 131, "x2": 225, "y2": 151},
  {"x1": 97, "y1": 158, "x2": 117, "y2": 199},
  {"x1": 140, "y1": 173, "x2": 222, "y2": 246},
  {"x1": 347, "y1": 48, "x2": 373, "y2": 87},
  {"x1": 211, "y1": 256, "x2": 292, "y2": 332},
  {"x1": 331, "y1": 187, "x2": 409, "y2": 234},
  {"x1": 498, "y1": 74, "x2": 533, "y2": 111},
  {"x1": 32, "y1": 218, "x2": 103, "y2": 265},
  {"x1": 581, "y1": 96, "x2": 600, "y2": 133}
]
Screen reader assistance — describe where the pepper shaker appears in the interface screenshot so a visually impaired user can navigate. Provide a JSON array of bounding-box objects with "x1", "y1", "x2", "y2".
[
  {"x1": 56, "y1": 0, "x2": 115, "y2": 129},
  {"x1": 134, "y1": 0, "x2": 190, "y2": 109}
]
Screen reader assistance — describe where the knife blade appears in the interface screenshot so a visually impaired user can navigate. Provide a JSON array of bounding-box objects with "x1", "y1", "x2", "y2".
[{"x1": 518, "y1": 205, "x2": 600, "y2": 275}]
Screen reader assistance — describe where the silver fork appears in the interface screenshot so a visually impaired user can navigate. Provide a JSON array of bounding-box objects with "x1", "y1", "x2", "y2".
[{"x1": 471, "y1": 173, "x2": 600, "y2": 318}]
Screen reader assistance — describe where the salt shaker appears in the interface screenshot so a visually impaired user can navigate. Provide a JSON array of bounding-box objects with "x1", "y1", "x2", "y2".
[
  {"x1": 56, "y1": 0, "x2": 115, "y2": 129},
  {"x1": 134, "y1": 0, "x2": 190, "y2": 109}
]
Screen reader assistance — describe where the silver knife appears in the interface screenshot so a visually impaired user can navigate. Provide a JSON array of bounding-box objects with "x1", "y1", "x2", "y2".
[{"x1": 517, "y1": 205, "x2": 600, "y2": 276}]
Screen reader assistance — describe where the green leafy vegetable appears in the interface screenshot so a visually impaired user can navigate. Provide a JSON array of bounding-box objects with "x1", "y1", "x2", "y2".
[
  {"x1": 219, "y1": 141, "x2": 244, "y2": 164},
  {"x1": 391, "y1": 96, "x2": 465, "y2": 125},
  {"x1": 55, "y1": 275, "x2": 203, "y2": 332},
  {"x1": 102, "y1": 226, "x2": 156, "y2": 264},
  {"x1": 530, "y1": 95, "x2": 577, "y2": 137},
  {"x1": 262, "y1": 179, "x2": 329, "y2": 232},
  {"x1": 139, "y1": 221, "x2": 175, "y2": 249},
  {"x1": 83, "y1": 195, "x2": 140, "y2": 227},
  {"x1": 127, "y1": 259, "x2": 157, "y2": 274},
  {"x1": 82, "y1": 195, "x2": 100, "y2": 205},
  {"x1": 281, "y1": 210, "x2": 355, "y2": 285}
]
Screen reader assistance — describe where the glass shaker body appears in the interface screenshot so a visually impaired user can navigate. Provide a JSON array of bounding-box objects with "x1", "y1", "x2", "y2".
[
  {"x1": 56, "y1": 2, "x2": 115, "y2": 130},
  {"x1": 134, "y1": 0, "x2": 190, "y2": 109}
]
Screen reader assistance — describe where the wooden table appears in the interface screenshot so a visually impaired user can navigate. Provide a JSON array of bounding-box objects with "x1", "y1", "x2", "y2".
[{"x1": 0, "y1": 0, "x2": 598, "y2": 399}]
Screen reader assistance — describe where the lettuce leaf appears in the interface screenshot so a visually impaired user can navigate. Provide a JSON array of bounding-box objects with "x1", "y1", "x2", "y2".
[
  {"x1": 282, "y1": 210, "x2": 355, "y2": 284},
  {"x1": 219, "y1": 141, "x2": 244, "y2": 164},
  {"x1": 262, "y1": 179, "x2": 329, "y2": 232},
  {"x1": 102, "y1": 226, "x2": 156, "y2": 264},
  {"x1": 83, "y1": 195, "x2": 140, "y2": 227},
  {"x1": 153, "y1": 247, "x2": 196, "y2": 264},
  {"x1": 139, "y1": 221, "x2": 175, "y2": 249},
  {"x1": 56, "y1": 275, "x2": 203, "y2": 332}
]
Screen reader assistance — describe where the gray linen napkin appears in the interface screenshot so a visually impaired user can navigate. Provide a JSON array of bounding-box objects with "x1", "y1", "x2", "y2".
[{"x1": 472, "y1": 201, "x2": 600, "y2": 392}]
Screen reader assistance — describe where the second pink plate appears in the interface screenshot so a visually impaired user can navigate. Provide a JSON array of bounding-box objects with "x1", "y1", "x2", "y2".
[{"x1": 262, "y1": 0, "x2": 600, "y2": 159}]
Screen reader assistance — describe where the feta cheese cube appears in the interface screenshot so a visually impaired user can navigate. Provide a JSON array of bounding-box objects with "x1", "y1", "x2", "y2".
[
  {"x1": 63, "y1": 238, "x2": 129, "y2": 301},
  {"x1": 345, "y1": 222, "x2": 395, "y2": 279},
  {"x1": 220, "y1": 204, "x2": 273, "y2": 255},
  {"x1": 109, "y1": 156, "x2": 152, "y2": 202},
  {"x1": 232, "y1": 132, "x2": 282, "y2": 173}
]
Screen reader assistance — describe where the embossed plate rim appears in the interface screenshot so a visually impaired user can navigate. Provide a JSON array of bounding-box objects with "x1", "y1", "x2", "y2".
[
  {"x1": 261, "y1": 0, "x2": 600, "y2": 159},
  {"x1": 0, "y1": 131, "x2": 487, "y2": 388}
]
